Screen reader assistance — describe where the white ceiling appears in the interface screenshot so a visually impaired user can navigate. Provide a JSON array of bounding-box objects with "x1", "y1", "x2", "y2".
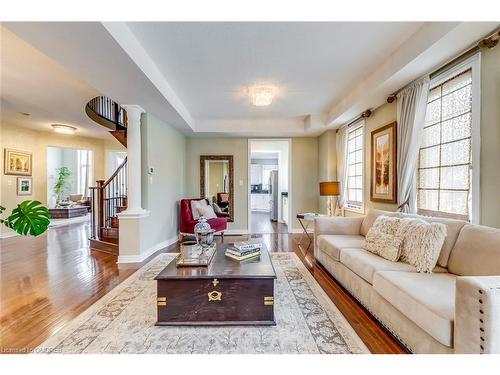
[
  {"x1": 2, "y1": 22, "x2": 499, "y2": 138},
  {"x1": 127, "y1": 22, "x2": 423, "y2": 119},
  {"x1": 0, "y1": 27, "x2": 111, "y2": 139}
]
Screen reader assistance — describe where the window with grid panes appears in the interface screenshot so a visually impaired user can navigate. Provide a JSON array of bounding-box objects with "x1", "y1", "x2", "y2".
[
  {"x1": 417, "y1": 69, "x2": 473, "y2": 221},
  {"x1": 346, "y1": 122, "x2": 364, "y2": 211}
]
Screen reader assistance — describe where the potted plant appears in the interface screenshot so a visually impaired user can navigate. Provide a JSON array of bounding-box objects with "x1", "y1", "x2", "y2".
[
  {"x1": 1, "y1": 200, "x2": 51, "y2": 236},
  {"x1": 53, "y1": 166, "x2": 72, "y2": 205}
]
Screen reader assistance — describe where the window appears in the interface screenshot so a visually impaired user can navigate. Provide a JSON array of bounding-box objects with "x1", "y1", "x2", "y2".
[
  {"x1": 417, "y1": 69, "x2": 474, "y2": 221},
  {"x1": 77, "y1": 149, "x2": 93, "y2": 196},
  {"x1": 345, "y1": 122, "x2": 364, "y2": 211}
]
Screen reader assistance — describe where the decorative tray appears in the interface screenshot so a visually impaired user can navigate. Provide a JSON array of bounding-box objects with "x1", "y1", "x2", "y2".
[{"x1": 176, "y1": 243, "x2": 216, "y2": 267}]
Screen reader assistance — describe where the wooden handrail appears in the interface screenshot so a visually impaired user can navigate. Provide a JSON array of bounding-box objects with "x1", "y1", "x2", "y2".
[
  {"x1": 89, "y1": 157, "x2": 128, "y2": 240},
  {"x1": 102, "y1": 157, "x2": 127, "y2": 189}
]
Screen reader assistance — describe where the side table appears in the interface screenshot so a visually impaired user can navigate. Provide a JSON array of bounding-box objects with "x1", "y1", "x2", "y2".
[{"x1": 296, "y1": 212, "x2": 328, "y2": 253}]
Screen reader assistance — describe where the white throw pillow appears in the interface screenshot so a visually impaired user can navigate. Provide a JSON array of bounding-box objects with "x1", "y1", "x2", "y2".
[
  {"x1": 399, "y1": 218, "x2": 447, "y2": 273},
  {"x1": 197, "y1": 205, "x2": 217, "y2": 219},
  {"x1": 363, "y1": 216, "x2": 405, "y2": 262},
  {"x1": 190, "y1": 199, "x2": 208, "y2": 220}
]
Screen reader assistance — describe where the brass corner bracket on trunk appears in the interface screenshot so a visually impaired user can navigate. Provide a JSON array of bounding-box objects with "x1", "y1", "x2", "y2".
[
  {"x1": 264, "y1": 296, "x2": 274, "y2": 306},
  {"x1": 157, "y1": 297, "x2": 167, "y2": 306}
]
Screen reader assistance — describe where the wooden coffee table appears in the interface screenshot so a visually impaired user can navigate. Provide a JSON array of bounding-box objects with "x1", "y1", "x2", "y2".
[{"x1": 155, "y1": 243, "x2": 277, "y2": 326}]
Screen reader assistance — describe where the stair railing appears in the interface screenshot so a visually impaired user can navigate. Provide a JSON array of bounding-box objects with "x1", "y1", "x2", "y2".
[
  {"x1": 86, "y1": 96, "x2": 128, "y2": 130},
  {"x1": 89, "y1": 157, "x2": 128, "y2": 240}
]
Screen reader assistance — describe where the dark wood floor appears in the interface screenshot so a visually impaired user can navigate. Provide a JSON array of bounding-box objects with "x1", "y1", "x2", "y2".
[
  {"x1": 0, "y1": 221, "x2": 407, "y2": 354},
  {"x1": 251, "y1": 211, "x2": 289, "y2": 234}
]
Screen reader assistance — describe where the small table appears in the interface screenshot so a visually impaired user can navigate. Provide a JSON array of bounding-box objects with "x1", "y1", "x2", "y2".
[
  {"x1": 155, "y1": 243, "x2": 277, "y2": 326},
  {"x1": 296, "y1": 213, "x2": 328, "y2": 252},
  {"x1": 48, "y1": 206, "x2": 89, "y2": 219}
]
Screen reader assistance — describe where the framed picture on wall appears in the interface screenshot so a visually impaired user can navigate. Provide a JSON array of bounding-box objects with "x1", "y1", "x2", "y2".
[
  {"x1": 4, "y1": 148, "x2": 32, "y2": 176},
  {"x1": 17, "y1": 177, "x2": 33, "y2": 196},
  {"x1": 370, "y1": 122, "x2": 397, "y2": 203}
]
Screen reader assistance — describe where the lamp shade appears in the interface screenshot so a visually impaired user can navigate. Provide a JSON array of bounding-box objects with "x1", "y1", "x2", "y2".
[{"x1": 319, "y1": 181, "x2": 340, "y2": 196}]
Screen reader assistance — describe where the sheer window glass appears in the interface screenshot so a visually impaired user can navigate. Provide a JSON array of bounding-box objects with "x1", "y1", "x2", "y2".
[
  {"x1": 345, "y1": 122, "x2": 364, "y2": 211},
  {"x1": 417, "y1": 69, "x2": 473, "y2": 221}
]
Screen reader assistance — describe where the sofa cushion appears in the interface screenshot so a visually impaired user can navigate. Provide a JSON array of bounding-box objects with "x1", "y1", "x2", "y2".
[
  {"x1": 360, "y1": 209, "x2": 401, "y2": 236},
  {"x1": 447, "y1": 224, "x2": 500, "y2": 276},
  {"x1": 373, "y1": 271, "x2": 456, "y2": 347},
  {"x1": 316, "y1": 235, "x2": 365, "y2": 261},
  {"x1": 403, "y1": 214, "x2": 467, "y2": 268},
  {"x1": 339, "y1": 248, "x2": 416, "y2": 284}
]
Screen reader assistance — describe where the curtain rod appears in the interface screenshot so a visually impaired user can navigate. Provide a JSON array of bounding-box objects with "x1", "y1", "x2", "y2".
[
  {"x1": 335, "y1": 109, "x2": 372, "y2": 133},
  {"x1": 387, "y1": 29, "x2": 500, "y2": 103}
]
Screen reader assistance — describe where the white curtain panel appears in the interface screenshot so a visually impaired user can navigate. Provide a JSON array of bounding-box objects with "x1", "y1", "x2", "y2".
[
  {"x1": 396, "y1": 76, "x2": 430, "y2": 213},
  {"x1": 336, "y1": 126, "x2": 348, "y2": 215}
]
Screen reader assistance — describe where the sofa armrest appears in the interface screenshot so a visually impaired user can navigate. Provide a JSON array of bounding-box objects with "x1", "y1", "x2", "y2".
[{"x1": 454, "y1": 276, "x2": 500, "y2": 353}]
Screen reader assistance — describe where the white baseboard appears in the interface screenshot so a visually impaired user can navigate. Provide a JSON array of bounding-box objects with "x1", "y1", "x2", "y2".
[
  {"x1": 223, "y1": 229, "x2": 249, "y2": 235},
  {"x1": 0, "y1": 230, "x2": 19, "y2": 239},
  {"x1": 117, "y1": 235, "x2": 178, "y2": 264}
]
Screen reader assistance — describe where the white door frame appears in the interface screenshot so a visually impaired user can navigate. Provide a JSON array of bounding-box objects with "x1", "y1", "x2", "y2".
[{"x1": 247, "y1": 139, "x2": 292, "y2": 234}]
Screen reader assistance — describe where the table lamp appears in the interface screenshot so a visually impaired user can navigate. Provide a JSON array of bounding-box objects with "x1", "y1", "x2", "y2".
[{"x1": 319, "y1": 181, "x2": 340, "y2": 216}]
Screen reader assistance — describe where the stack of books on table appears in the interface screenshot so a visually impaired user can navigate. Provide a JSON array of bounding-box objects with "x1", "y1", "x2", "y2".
[{"x1": 225, "y1": 241, "x2": 262, "y2": 261}]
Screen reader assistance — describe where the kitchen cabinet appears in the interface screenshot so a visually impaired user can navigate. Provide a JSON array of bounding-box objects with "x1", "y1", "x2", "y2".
[{"x1": 251, "y1": 193, "x2": 271, "y2": 212}]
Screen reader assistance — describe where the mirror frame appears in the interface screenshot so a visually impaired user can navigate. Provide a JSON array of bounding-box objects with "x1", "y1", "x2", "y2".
[{"x1": 200, "y1": 155, "x2": 234, "y2": 223}]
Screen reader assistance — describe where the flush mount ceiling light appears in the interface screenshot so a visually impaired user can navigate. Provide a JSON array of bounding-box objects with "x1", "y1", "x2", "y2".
[
  {"x1": 251, "y1": 86, "x2": 274, "y2": 107},
  {"x1": 52, "y1": 124, "x2": 77, "y2": 134}
]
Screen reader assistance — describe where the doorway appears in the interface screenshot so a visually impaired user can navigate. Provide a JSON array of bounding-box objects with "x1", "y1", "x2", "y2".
[
  {"x1": 248, "y1": 139, "x2": 291, "y2": 234},
  {"x1": 47, "y1": 146, "x2": 94, "y2": 208}
]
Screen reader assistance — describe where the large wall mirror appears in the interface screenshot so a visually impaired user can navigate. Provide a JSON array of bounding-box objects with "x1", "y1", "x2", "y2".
[{"x1": 200, "y1": 155, "x2": 234, "y2": 222}]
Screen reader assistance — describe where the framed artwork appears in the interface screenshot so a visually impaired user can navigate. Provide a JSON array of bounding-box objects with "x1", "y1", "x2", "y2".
[
  {"x1": 17, "y1": 177, "x2": 33, "y2": 196},
  {"x1": 4, "y1": 148, "x2": 32, "y2": 176},
  {"x1": 370, "y1": 122, "x2": 397, "y2": 203}
]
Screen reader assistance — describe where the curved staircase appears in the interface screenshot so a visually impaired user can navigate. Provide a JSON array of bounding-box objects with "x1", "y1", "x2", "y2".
[{"x1": 86, "y1": 96, "x2": 128, "y2": 255}]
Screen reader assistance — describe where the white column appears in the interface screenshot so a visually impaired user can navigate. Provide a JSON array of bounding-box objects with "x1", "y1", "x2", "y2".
[{"x1": 121, "y1": 104, "x2": 146, "y2": 215}]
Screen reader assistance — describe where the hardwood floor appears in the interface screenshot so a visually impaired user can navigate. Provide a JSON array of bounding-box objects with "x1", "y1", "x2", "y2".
[
  {"x1": 251, "y1": 210, "x2": 289, "y2": 234},
  {"x1": 0, "y1": 221, "x2": 407, "y2": 354}
]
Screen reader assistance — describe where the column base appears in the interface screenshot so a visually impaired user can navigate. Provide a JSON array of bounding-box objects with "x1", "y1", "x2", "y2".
[{"x1": 117, "y1": 210, "x2": 151, "y2": 263}]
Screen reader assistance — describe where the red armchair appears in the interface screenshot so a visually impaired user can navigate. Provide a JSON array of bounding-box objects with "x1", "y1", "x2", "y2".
[{"x1": 179, "y1": 198, "x2": 227, "y2": 241}]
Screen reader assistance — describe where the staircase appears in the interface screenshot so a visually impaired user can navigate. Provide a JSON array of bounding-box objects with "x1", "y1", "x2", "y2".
[
  {"x1": 86, "y1": 96, "x2": 128, "y2": 255},
  {"x1": 86, "y1": 96, "x2": 128, "y2": 147}
]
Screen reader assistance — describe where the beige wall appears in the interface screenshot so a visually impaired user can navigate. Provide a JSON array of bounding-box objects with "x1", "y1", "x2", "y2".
[
  {"x1": 208, "y1": 161, "x2": 226, "y2": 197},
  {"x1": 318, "y1": 130, "x2": 337, "y2": 214},
  {"x1": 291, "y1": 137, "x2": 319, "y2": 228},
  {"x1": 480, "y1": 46, "x2": 500, "y2": 228},
  {"x1": 140, "y1": 113, "x2": 187, "y2": 250},
  {"x1": 186, "y1": 137, "x2": 319, "y2": 232},
  {"x1": 0, "y1": 123, "x2": 110, "y2": 233}
]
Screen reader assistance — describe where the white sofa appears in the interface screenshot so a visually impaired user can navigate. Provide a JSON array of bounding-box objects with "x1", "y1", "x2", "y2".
[{"x1": 314, "y1": 209, "x2": 500, "y2": 354}]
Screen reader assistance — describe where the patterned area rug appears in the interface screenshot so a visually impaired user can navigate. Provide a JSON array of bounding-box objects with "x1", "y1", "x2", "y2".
[{"x1": 37, "y1": 252, "x2": 369, "y2": 354}]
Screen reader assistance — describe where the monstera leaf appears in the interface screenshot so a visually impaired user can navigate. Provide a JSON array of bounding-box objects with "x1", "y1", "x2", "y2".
[{"x1": 4, "y1": 200, "x2": 51, "y2": 236}]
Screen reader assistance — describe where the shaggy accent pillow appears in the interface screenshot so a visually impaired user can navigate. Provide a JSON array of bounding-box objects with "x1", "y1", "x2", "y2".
[
  {"x1": 198, "y1": 205, "x2": 217, "y2": 219},
  {"x1": 399, "y1": 218, "x2": 447, "y2": 273},
  {"x1": 190, "y1": 199, "x2": 208, "y2": 220},
  {"x1": 363, "y1": 216, "x2": 405, "y2": 262}
]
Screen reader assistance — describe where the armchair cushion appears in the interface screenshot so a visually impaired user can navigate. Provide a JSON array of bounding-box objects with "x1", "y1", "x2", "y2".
[{"x1": 180, "y1": 198, "x2": 227, "y2": 234}]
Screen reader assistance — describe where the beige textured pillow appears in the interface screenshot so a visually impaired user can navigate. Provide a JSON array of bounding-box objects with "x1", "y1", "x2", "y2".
[
  {"x1": 198, "y1": 205, "x2": 217, "y2": 219},
  {"x1": 399, "y1": 218, "x2": 447, "y2": 273},
  {"x1": 363, "y1": 216, "x2": 405, "y2": 262},
  {"x1": 190, "y1": 199, "x2": 208, "y2": 220}
]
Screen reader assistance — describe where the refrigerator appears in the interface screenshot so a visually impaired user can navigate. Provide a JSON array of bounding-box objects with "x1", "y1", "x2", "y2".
[{"x1": 269, "y1": 170, "x2": 279, "y2": 221}]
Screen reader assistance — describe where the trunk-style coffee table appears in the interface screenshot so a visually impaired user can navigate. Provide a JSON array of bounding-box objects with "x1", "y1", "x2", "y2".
[{"x1": 155, "y1": 243, "x2": 276, "y2": 326}]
